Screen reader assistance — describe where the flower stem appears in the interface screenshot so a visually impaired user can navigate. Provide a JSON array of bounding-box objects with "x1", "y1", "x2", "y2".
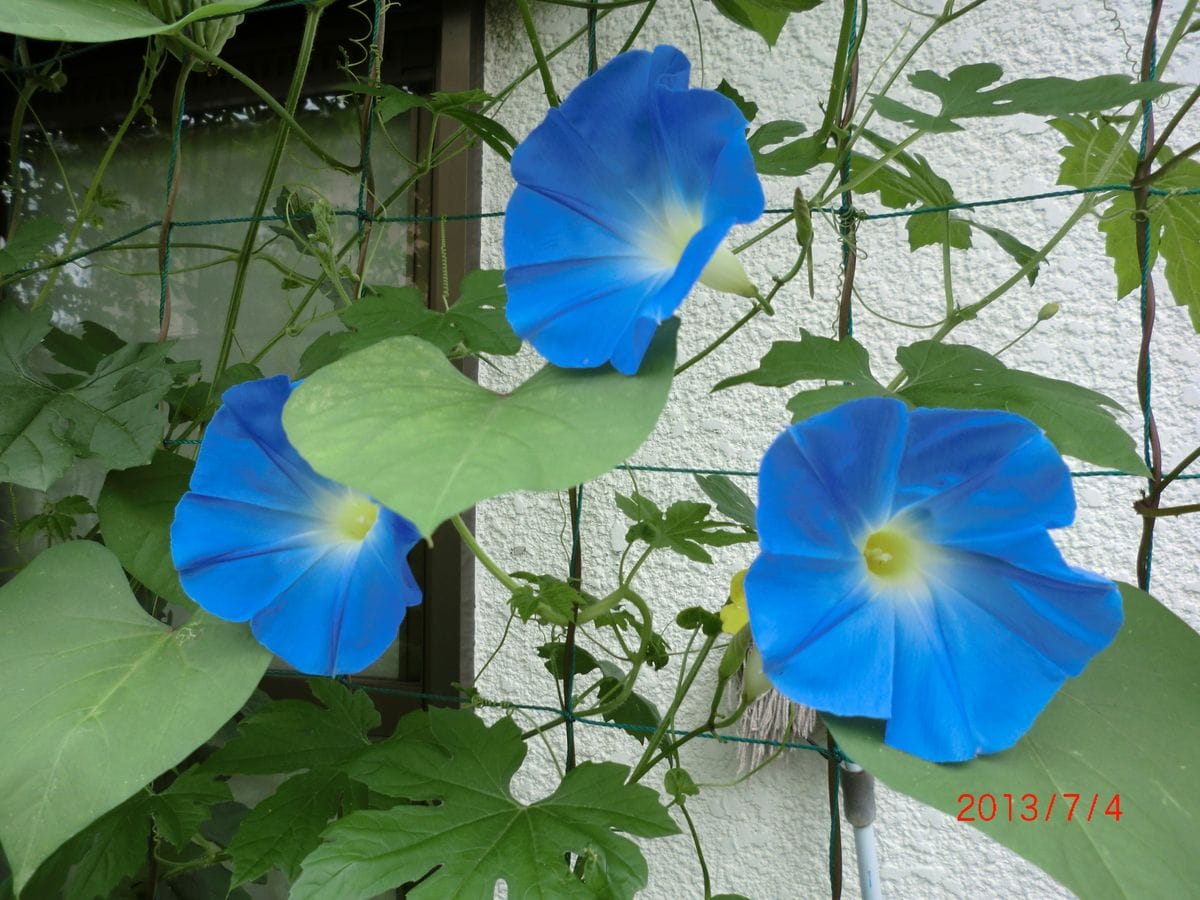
[
  {"x1": 1156, "y1": 445, "x2": 1200, "y2": 495},
  {"x1": 676, "y1": 248, "x2": 807, "y2": 376},
  {"x1": 619, "y1": 0, "x2": 659, "y2": 53}
]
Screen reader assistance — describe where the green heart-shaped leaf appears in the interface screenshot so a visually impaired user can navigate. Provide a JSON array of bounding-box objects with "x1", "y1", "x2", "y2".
[
  {"x1": 282, "y1": 323, "x2": 678, "y2": 537},
  {"x1": 97, "y1": 450, "x2": 196, "y2": 611},
  {"x1": 827, "y1": 583, "x2": 1200, "y2": 899},
  {"x1": 0, "y1": 542, "x2": 270, "y2": 893}
]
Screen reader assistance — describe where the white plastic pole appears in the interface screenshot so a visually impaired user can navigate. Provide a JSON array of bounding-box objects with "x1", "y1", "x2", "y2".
[{"x1": 841, "y1": 761, "x2": 883, "y2": 900}]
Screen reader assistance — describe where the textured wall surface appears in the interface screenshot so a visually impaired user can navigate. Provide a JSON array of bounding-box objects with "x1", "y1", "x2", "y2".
[{"x1": 474, "y1": 1, "x2": 1200, "y2": 898}]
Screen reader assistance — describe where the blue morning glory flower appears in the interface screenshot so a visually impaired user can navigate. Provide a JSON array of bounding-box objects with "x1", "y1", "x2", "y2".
[
  {"x1": 745, "y1": 397, "x2": 1123, "y2": 762},
  {"x1": 503, "y1": 45, "x2": 765, "y2": 375},
  {"x1": 170, "y1": 375, "x2": 422, "y2": 675}
]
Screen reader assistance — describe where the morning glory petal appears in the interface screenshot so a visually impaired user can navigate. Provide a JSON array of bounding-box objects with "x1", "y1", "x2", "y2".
[
  {"x1": 172, "y1": 495, "x2": 328, "y2": 620},
  {"x1": 508, "y1": 109, "x2": 662, "y2": 241},
  {"x1": 170, "y1": 375, "x2": 423, "y2": 675},
  {"x1": 894, "y1": 406, "x2": 1075, "y2": 541},
  {"x1": 504, "y1": 44, "x2": 764, "y2": 373},
  {"x1": 504, "y1": 188, "x2": 645, "y2": 270},
  {"x1": 932, "y1": 535, "x2": 1123, "y2": 676},
  {"x1": 513, "y1": 46, "x2": 691, "y2": 217},
  {"x1": 186, "y1": 375, "x2": 332, "y2": 514},
  {"x1": 887, "y1": 575, "x2": 1089, "y2": 761},
  {"x1": 745, "y1": 398, "x2": 1122, "y2": 762},
  {"x1": 176, "y1": 546, "x2": 330, "y2": 624},
  {"x1": 654, "y1": 85, "x2": 764, "y2": 224},
  {"x1": 757, "y1": 398, "x2": 907, "y2": 554},
  {"x1": 504, "y1": 256, "x2": 668, "y2": 370},
  {"x1": 746, "y1": 554, "x2": 892, "y2": 718},
  {"x1": 250, "y1": 522, "x2": 421, "y2": 675}
]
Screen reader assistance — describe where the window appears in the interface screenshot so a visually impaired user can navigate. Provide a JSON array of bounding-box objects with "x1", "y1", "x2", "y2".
[{"x1": 1, "y1": 0, "x2": 482, "y2": 730}]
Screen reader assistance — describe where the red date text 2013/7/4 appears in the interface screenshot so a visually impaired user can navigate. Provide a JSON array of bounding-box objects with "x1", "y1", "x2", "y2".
[{"x1": 956, "y1": 793, "x2": 1123, "y2": 823}]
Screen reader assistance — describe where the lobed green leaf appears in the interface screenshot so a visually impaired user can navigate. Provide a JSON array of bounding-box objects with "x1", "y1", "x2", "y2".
[
  {"x1": 295, "y1": 709, "x2": 678, "y2": 899},
  {"x1": 874, "y1": 64, "x2": 1175, "y2": 133},
  {"x1": 0, "y1": 304, "x2": 175, "y2": 491}
]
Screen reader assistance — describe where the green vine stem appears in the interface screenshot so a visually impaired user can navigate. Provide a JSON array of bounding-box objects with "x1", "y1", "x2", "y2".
[
  {"x1": 32, "y1": 41, "x2": 165, "y2": 310},
  {"x1": 515, "y1": 0, "x2": 560, "y2": 107},
  {"x1": 1155, "y1": 444, "x2": 1200, "y2": 495},
  {"x1": 618, "y1": 0, "x2": 660, "y2": 53},
  {"x1": 244, "y1": 11, "x2": 613, "y2": 367},
  {"x1": 206, "y1": 3, "x2": 324, "y2": 405},
  {"x1": 675, "y1": 246, "x2": 808, "y2": 375},
  {"x1": 4, "y1": 40, "x2": 39, "y2": 248},
  {"x1": 628, "y1": 631, "x2": 719, "y2": 782},
  {"x1": 1152, "y1": 0, "x2": 1198, "y2": 76},
  {"x1": 451, "y1": 514, "x2": 521, "y2": 592},
  {"x1": 353, "y1": 1, "x2": 387, "y2": 296},
  {"x1": 881, "y1": 112, "x2": 1142, "y2": 390},
  {"x1": 157, "y1": 61, "x2": 192, "y2": 343},
  {"x1": 677, "y1": 801, "x2": 713, "y2": 899},
  {"x1": 166, "y1": 31, "x2": 359, "y2": 175}
]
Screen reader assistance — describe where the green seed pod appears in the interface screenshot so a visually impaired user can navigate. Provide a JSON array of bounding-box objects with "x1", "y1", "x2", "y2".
[
  {"x1": 142, "y1": 0, "x2": 244, "y2": 68},
  {"x1": 741, "y1": 646, "x2": 773, "y2": 705}
]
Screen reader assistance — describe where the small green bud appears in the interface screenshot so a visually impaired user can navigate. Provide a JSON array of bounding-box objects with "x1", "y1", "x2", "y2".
[
  {"x1": 1037, "y1": 302, "x2": 1060, "y2": 321},
  {"x1": 793, "y1": 188, "x2": 813, "y2": 249},
  {"x1": 664, "y1": 767, "x2": 700, "y2": 801},
  {"x1": 741, "y1": 646, "x2": 773, "y2": 704}
]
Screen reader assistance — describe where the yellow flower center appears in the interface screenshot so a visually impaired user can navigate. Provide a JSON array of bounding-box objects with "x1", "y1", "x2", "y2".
[
  {"x1": 330, "y1": 495, "x2": 379, "y2": 542},
  {"x1": 862, "y1": 528, "x2": 918, "y2": 580}
]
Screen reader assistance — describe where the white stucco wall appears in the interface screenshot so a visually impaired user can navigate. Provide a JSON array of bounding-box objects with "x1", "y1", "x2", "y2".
[{"x1": 473, "y1": 2, "x2": 1200, "y2": 898}]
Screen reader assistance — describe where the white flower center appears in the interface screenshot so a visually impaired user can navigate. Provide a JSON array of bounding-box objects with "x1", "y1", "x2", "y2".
[
  {"x1": 645, "y1": 203, "x2": 702, "y2": 270},
  {"x1": 640, "y1": 202, "x2": 756, "y2": 298}
]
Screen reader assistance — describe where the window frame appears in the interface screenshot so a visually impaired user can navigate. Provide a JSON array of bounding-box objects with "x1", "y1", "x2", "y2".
[{"x1": 0, "y1": 0, "x2": 483, "y2": 732}]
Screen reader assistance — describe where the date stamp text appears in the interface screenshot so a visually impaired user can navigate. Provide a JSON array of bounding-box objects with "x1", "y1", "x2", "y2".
[{"x1": 956, "y1": 793, "x2": 1123, "y2": 823}]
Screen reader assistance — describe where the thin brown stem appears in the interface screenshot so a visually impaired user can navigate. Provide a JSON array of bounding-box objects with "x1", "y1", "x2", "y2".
[
  {"x1": 1137, "y1": 501, "x2": 1200, "y2": 518},
  {"x1": 1134, "y1": 0, "x2": 1166, "y2": 590},
  {"x1": 836, "y1": 10, "x2": 860, "y2": 338},
  {"x1": 563, "y1": 485, "x2": 583, "y2": 772}
]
